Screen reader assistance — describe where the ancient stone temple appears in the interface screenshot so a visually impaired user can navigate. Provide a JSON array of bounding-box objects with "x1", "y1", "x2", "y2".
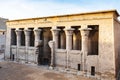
[{"x1": 5, "y1": 10, "x2": 120, "y2": 80}]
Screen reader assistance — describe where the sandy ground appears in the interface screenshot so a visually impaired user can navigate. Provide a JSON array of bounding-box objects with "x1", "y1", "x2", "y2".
[
  {"x1": 0, "y1": 61, "x2": 98, "y2": 80},
  {"x1": 0, "y1": 53, "x2": 97, "y2": 80}
]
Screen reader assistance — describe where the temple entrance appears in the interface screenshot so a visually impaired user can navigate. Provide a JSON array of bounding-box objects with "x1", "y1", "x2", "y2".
[{"x1": 37, "y1": 28, "x2": 52, "y2": 66}]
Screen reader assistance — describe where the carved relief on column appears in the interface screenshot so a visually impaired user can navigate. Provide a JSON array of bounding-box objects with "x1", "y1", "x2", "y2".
[
  {"x1": 51, "y1": 28, "x2": 60, "y2": 49},
  {"x1": 79, "y1": 28, "x2": 92, "y2": 72}
]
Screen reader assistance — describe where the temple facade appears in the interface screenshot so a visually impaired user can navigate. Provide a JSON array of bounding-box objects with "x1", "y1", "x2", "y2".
[{"x1": 5, "y1": 10, "x2": 120, "y2": 80}]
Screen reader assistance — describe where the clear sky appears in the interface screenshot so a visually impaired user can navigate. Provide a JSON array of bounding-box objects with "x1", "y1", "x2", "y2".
[{"x1": 0, "y1": 0, "x2": 120, "y2": 20}]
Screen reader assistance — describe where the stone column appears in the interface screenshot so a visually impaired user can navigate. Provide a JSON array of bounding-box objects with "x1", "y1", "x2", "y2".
[
  {"x1": 34, "y1": 28, "x2": 42, "y2": 63},
  {"x1": 64, "y1": 28, "x2": 74, "y2": 50},
  {"x1": 64, "y1": 28, "x2": 74, "y2": 70},
  {"x1": 34, "y1": 29, "x2": 42, "y2": 47},
  {"x1": 24, "y1": 29, "x2": 31, "y2": 47},
  {"x1": 24, "y1": 29, "x2": 31, "y2": 63},
  {"x1": 79, "y1": 28, "x2": 91, "y2": 72},
  {"x1": 15, "y1": 29, "x2": 22, "y2": 61},
  {"x1": 51, "y1": 29, "x2": 60, "y2": 49}
]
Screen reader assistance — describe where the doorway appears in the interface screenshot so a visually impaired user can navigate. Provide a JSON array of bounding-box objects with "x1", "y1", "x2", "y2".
[
  {"x1": 37, "y1": 28, "x2": 52, "y2": 65},
  {"x1": 78, "y1": 64, "x2": 81, "y2": 71},
  {"x1": 91, "y1": 66, "x2": 95, "y2": 76}
]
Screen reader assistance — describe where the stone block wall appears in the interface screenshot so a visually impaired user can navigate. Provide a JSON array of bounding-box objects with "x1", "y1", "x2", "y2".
[
  {"x1": 69, "y1": 50, "x2": 82, "y2": 70},
  {"x1": 86, "y1": 56, "x2": 99, "y2": 76},
  {"x1": 55, "y1": 49, "x2": 67, "y2": 67},
  {"x1": 11, "y1": 46, "x2": 37, "y2": 63},
  {"x1": 55, "y1": 50, "x2": 83, "y2": 71}
]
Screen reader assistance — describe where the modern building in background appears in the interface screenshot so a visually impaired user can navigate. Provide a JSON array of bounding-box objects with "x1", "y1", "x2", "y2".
[
  {"x1": 5, "y1": 10, "x2": 120, "y2": 80},
  {"x1": 0, "y1": 18, "x2": 8, "y2": 54}
]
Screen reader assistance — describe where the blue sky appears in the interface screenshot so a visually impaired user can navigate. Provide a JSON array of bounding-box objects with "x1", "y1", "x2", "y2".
[{"x1": 0, "y1": 0, "x2": 120, "y2": 20}]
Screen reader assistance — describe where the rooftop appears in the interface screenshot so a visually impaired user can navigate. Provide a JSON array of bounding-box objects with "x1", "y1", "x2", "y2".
[{"x1": 7, "y1": 9, "x2": 119, "y2": 22}]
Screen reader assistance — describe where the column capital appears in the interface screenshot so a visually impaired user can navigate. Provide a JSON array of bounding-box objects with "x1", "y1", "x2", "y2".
[
  {"x1": 33, "y1": 28, "x2": 42, "y2": 37},
  {"x1": 34, "y1": 29, "x2": 42, "y2": 35},
  {"x1": 51, "y1": 29, "x2": 60, "y2": 36},
  {"x1": 34, "y1": 28, "x2": 42, "y2": 31},
  {"x1": 64, "y1": 28, "x2": 74, "y2": 36},
  {"x1": 24, "y1": 29, "x2": 31, "y2": 36},
  {"x1": 79, "y1": 28, "x2": 92, "y2": 37},
  {"x1": 15, "y1": 29, "x2": 22, "y2": 36}
]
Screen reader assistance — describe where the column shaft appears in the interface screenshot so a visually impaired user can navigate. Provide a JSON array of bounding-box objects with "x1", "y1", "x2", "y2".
[
  {"x1": 24, "y1": 29, "x2": 31, "y2": 47},
  {"x1": 15, "y1": 29, "x2": 22, "y2": 61},
  {"x1": 64, "y1": 28, "x2": 74, "y2": 50},
  {"x1": 64, "y1": 28, "x2": 74, "y2": 70},
  {"x1": 34, "y1": 29, "x2": 42, "y2": 47},
  {"x1": 79, "y1": 28, "x2": 91, "y2": 72},
  {"x1": 16, "y1": 31, "x2": 22, "y2": 46},
  {"x1": 34, "y1": 29, "x2": 42, "y2": 64},
  {"x1": 24, "y1": 29, "x2": 31, "y2": 62},
  {"x1": 80, "y1": 28, "x2": 91, "y2": 56}
]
